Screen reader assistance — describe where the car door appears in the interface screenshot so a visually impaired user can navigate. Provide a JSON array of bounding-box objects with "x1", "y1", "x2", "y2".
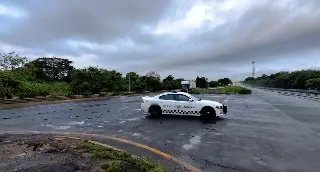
[
  {"x1": 175, "y1": 94, "x2": 197, "y2": 116},
  {"x1": 158, "y1": 94, "x2": 177, "y2": 114}
]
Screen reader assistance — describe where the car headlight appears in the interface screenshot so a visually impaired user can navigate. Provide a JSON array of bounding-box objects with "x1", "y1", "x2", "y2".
[{"x1": 216, "y1": 106, "x2": 223, "y2": 109}]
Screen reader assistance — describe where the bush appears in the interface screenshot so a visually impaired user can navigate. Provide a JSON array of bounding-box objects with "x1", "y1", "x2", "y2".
[
  {"x1": 221, "y1": 86, "x2": 251, "y2": 94},
  {"x1": 17, "y1": 81, "x2": 50, "y2": 98},
  {"x1": 70, "y1": 67, "x2": 107, "y2": 95},
  {"x1": 188, "y1": 89, "x2": 201, "y2": 94},
  {"x1": 0, "y1": 72, "x2": 21, "y2": 98},
  {"x1": 305, "y1": 78, "x2": 320, "y2": 90}
]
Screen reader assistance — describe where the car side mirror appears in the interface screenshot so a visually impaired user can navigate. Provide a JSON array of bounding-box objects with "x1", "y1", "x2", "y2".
[{"x1": 189, "y1": 99, "x2": 194, "y2": 102}]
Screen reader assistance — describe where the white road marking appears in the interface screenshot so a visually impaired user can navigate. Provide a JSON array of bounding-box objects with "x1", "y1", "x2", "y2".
[
  {"x1": 182, "y1": 135, "x2": 202, "y2": 150},
  {"x1": 119, "y1": 121, "x2": 125, "y2": 124},
  {"x1": 97, "y1": 125, "x2": 104, "y2": 128},
  {"x1": 132, "y1": 109, "x2": 141, "y2": 111}
]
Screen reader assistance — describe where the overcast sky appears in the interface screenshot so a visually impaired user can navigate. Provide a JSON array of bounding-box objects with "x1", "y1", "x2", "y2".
[{"x1": 1, "y1": 0, "x2": 320, "y2": 81}]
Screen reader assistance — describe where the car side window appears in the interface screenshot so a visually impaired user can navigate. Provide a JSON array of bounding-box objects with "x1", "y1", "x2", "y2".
[
  {"x1": 159, "y1": 94, "x2": 175, "y2": 100},
  {"x1": 176, "y1": 94, "x2": 191, "y2": 101}
]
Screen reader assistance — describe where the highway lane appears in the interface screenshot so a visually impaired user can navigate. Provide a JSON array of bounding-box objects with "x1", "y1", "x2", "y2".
[
  {"x1": 1, "y1": 90, "x2": 320, "y2": 172},
  {"x1": 252, "y1": 88, "x2": 320, "y2": 134}
]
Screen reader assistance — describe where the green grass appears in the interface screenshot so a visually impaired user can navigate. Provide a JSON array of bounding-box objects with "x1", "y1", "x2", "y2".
[
  {"x1": 220, "y1": 86, "x2": 251, "y2": 94},
  {"x1": 47, "y1": 82, "x2": 72, "y2": 97},
  {"x1": 17, "y1": 81, "x2": 72, "y2": 98},
  {"x1": 188, "y1": 87, "x2": 221, "y2": 94},
  {"x1": 189, "y1": 86, "x2": 251, "y2": 95},
  {"x1": 77, "y1": 142, "x2": 167, "y2": 172}
]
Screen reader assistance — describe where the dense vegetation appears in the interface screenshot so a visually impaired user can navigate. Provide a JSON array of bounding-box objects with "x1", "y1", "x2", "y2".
[
  {"x1": 242, "y1": 70, "x2": 320, "y2": 90},
  {"x1": 0, "y1": 52, "x2": 232, "y2": 99},
  {"x1": 189, "y1": 86, "x2": 251, "y2": 94}
]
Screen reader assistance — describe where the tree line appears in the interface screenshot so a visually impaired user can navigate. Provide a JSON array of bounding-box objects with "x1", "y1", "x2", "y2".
[
  {"x1": 0, "y1": 52, "x2": 232, "y2": 99},
  {"x1": 242, "y1": 70, "x2": 320, "y2": 90},
  {"x1": 195, "y1": 76, "x2": 232, "y2": 88}
]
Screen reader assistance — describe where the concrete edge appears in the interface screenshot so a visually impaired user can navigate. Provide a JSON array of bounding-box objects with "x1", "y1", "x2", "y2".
[{"x1": 0, "y1": 96, "x2": 118, "y2": 110}]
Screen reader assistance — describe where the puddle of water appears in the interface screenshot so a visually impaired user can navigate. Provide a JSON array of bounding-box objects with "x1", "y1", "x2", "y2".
[
  {"x1": 118, "y1": 107, "x2": 130, "y2": 110},
  {"x1": 69, "y1": 121, "x2": 85, "y2": 125},
  {"x1": 127, "y1": 117, "x2": 141, "y2": 121},
  {"x1": 252, "y1": 156, "x2": 268, "y2": 166},
  {"x1": 42, "y1": 124, "x2": 71, "y2": 130},
  {"x1": 11, "y1": 152, "x2": 27, "y2": 158},
  {"x1": 182, "y1": 135, "x2": 201, "y2": 150},
  {"x1": 133, "y1": 133, "x2": 141, "y2": 137},
  {"x1": 213, "y1": 132, "x2": 223, "y2": 136}
]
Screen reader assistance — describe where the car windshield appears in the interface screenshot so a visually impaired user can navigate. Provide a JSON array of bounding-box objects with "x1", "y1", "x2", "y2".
[{"x1": 188, "y1": 94, "x2": 200, "y2": 101}]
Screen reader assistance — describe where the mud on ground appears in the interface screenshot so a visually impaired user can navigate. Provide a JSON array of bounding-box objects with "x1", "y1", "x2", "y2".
[{"x1": 0, "y1": 134, "x2": 166, "y2": 172}]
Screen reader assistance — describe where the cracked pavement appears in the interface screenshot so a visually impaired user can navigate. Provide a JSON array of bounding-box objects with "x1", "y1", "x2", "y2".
[{"x1": 1, "y1": 88, "x2": 320, "y2": 172}]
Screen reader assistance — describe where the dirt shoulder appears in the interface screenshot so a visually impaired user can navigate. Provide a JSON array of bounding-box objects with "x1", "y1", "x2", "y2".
[
  {"x1": 0, "y1": 91, "x2": 168, "y2": 110},
  {"x1": 0, "y1": 134, "x2": 167, "y2": 172}
]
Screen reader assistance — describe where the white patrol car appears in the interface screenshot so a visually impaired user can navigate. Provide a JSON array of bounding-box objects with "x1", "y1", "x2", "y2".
[{"x1": 141, "y1": 91, "x2": 227, "y2": 120}]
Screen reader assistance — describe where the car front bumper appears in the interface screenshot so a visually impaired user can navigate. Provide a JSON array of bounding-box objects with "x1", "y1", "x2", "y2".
[
  {"x1": 217, "y1": 105, "x2": 227, "y2": 116},
  {"x1": 223, "y1": 105, "x2": 227, "y2": 114}
]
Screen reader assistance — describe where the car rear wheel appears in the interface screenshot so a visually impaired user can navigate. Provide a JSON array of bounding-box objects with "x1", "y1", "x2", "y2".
[
  {"x1": 149, "y1": 105, "x2": 162, "y2": 117},
  {"x1": 201, "y1": 107, "x2": 216, "y2": 121}
]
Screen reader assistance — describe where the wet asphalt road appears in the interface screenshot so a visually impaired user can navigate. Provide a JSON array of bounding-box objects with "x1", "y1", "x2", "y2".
[{"x1": 1, "y1": 88, "x2": 320, "y2": 172}]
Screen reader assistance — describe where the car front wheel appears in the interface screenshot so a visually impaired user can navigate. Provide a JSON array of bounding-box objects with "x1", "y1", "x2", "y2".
[{"x1": 201, "y1": 107, "x2": 216, "y2": 121}]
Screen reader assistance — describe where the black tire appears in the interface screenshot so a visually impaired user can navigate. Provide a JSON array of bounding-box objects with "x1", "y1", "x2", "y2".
[
  {"x1": 200, "y1": 107, "x2": 216, "y2": 121},
  {"x1": 149, "y1": 105, "x2": 162, "y2": 117}
]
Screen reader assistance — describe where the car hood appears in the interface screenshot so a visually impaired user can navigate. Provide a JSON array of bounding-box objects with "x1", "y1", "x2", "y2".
[{"x1": 198, "y1": 100, "x2": 223, "y2": 106}]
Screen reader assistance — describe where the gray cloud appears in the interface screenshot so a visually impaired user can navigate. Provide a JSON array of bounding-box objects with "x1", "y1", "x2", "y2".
[
  {"x1": 0, "y1": 0, "x2": 172, "y2": 47},
  {"x1": 150, "y1": 4, "x2": 320, "y2": 72},
  {"x1": 1, "y1": 0, "x2": 320, "y2": 81}
]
